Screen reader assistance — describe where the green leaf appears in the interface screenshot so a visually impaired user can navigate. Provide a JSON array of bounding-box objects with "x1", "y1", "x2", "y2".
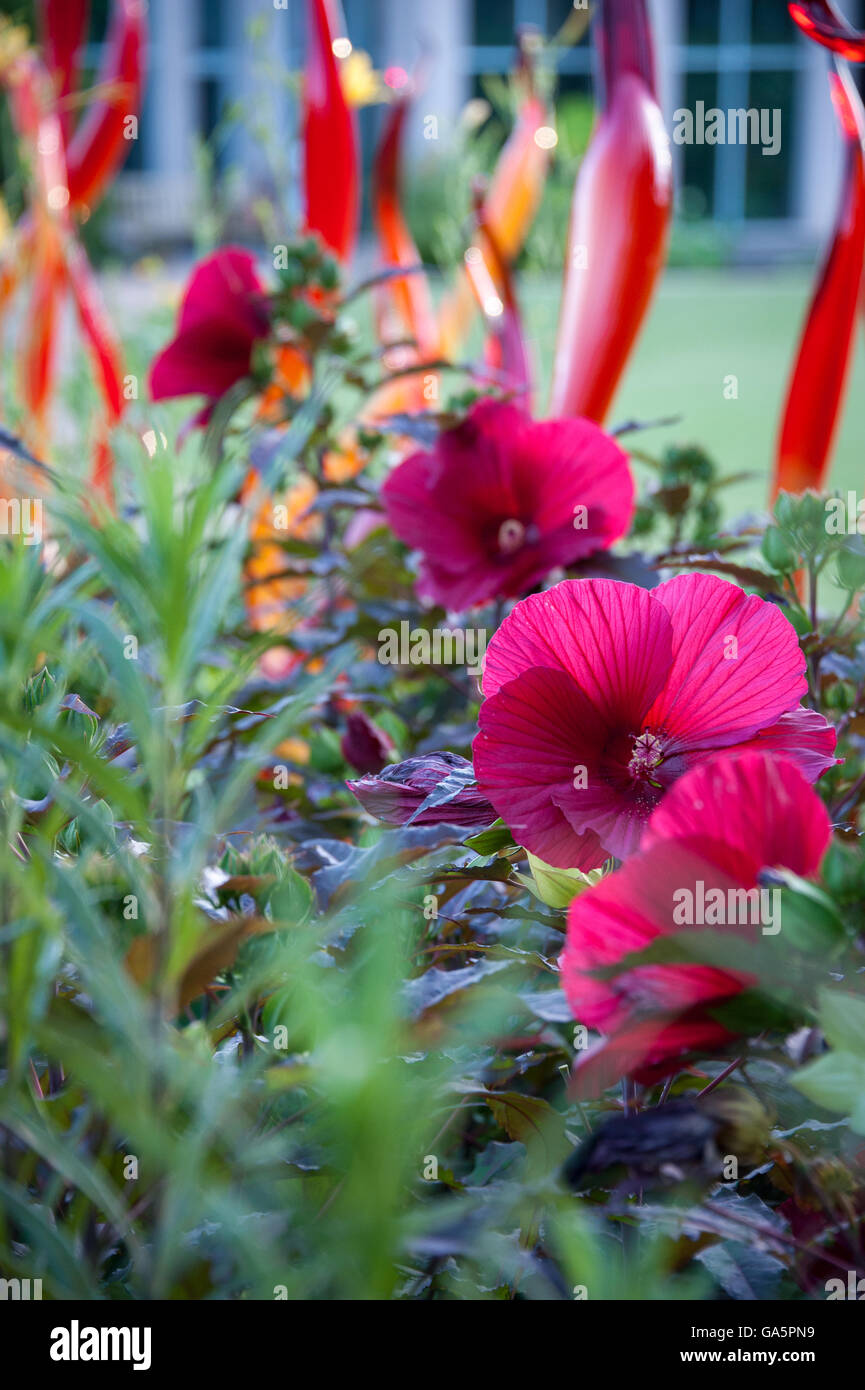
[
  {"x1": 774, "y1": 874, "x2": 845, "y2": 956},
  {"x1": 849, "y1": 1093, "x2": 865, "y2": 1136},
  {"x1": 792, "y1": 1052, "x2": 865, "y2": 1118},
  {"x1": 482, "y1": 1091, "x2": 571, "y2": 1163},
  {"x1": 464, "y1": 819, "x2": 515, "y2": 856},
  {"x1": 270, "y1": 864, "x2": 314, "y2": 926},
  {"x1": 697, "y1": 1240, "x2": 787, "y2": 1301},
  {"x1": 402, "y1": 959, "x2": 513, "y2": 1018},
  {"x1": 817, "y1": 988, "x2": 865, "y2": 1056},
  {"x1": 513, "y1": 852, "x2": 604, "y2": 909}
]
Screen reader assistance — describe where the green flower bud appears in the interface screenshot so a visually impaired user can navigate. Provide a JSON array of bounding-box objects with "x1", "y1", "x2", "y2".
[
  {"x1": 786, "y1": 605, "x2": 813, "y2": 638},
  {"x1": 662, "y1": 444, "x2": 715, "y2": 483},
  {"x1": 761, "y1": 525, "x2": 797, "y2": 572},
  {"x1": 824, "y1": 679, "x2": 854, "y2": 712},
  {"x1": 318, "y1": 256, "x2": 340, "y2": 291},
  {"x1": 696, "y1": 498, "x2": 721, "y2": 533},
  {"x1": 797, "y1": 489, "x2": 830, "y2": 549},
  {"x1": 773, "y1": 490, "x2": 797, "y2": 529}
]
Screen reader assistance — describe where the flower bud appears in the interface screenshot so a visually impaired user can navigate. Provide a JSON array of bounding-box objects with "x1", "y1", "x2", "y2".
[
  {"x1": 340, "y1": 711, "x2": 394, "y2": 775},
  {"x1": 347, "y1": 751, "x2": 495, "y2": 827},
  {"x1": 761, "y1": 525, "x2": 797, "y2": 573}
]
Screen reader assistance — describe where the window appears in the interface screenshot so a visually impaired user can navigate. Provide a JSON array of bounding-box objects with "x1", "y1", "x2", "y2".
[
  {"x1": 680, "y1": 71, "x2": 719, "y2": 219},
  {"x1": 676, "y1": 0, "x2": 804, "y2": 222},
  {"x1": 745, "y1": 69, "x2": 794, "y2": 219},
  {"x1": 685, "y1": 0, "x2": 719, "y2": 46},
  {"x1": 474, "y1": 0, "x2": 516, "y2": 46}
]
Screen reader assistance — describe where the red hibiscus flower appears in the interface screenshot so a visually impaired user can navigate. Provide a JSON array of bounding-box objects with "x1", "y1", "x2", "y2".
[
  {"x1": 560, "y1": 752, "x2": 832, "y2": 1094},
  {"x1": 473, "y1": 574, "x2": 837, "y2": 869},
  {"x1": 150, "y1": 247, "x2": 271, "y2": 424},
  {"x1": 381, "y1": 399, "x2": 634, "y2": 611}
]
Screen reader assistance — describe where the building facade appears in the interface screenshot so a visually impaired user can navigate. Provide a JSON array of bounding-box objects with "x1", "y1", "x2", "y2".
[{"x1": 105, "y1": 0, "x2": 858, "y2": 256}]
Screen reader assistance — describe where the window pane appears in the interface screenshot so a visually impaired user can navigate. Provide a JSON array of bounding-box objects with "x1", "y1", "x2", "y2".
[
  {"x1": 201, "y1": 0, "x2": 225, "y2": 49},
  {"x1": 685, "y1": 0, "x2": 719, "y2": 45},
  {"x1": 745, "y1": 69, "x2": 794, "y2": 218},
  {"x1": 474, "y1": 0, "x2": 516, "y2": 45},
  {"x1": 200, "y1": 78, "x2": 223, "y2": 142},
  {"x1": 680, "y1": 71, "x2": 719, "y2": 218},
  {"x1": 750, "y1": 2, "x2": 794, "y2": 45}
]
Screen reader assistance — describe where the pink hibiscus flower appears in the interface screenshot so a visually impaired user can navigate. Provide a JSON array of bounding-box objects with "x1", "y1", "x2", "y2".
[
  {"x1": 559, "y1": 752, "x2": 832, "y2": 1093},
  {"x1": 473, "y1": 574, "x2": 837, "y2": 869},
  {"x1": 150, "y1": 247, "x2": 270, "y2": 424},
  {"x1": 381, "y1": 400, "x2": 634, "y2": 610}
]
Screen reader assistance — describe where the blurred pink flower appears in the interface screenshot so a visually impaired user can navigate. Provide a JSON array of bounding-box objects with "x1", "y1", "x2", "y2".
[
  {"x1": 381, "y1": 399, "x2": 634, "y2": 610},
  {"x1": 150, "y1": 247, "x2": 270, "y2": 424},
  {"x1": 473, "y1": 574, "x2": 837, "y2": 869}
]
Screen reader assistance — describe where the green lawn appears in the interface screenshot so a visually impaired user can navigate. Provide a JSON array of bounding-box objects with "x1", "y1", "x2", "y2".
[{"x1": 523, "y1": 267, "x2": 865, "y2": 521}]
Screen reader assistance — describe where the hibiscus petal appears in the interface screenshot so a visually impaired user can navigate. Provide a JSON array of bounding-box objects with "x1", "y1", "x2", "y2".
[
  {"x1": 643, "y1": 750, "x2": 832, "y2": 880},
  {"x1": 561, "y1": 836, "x2": 757, "y2": 1093},
  {"x1": 383, "y1": 403, "x2": 636, "y2": 610},
  {"x1": 561, "y1": 749, "x2": 833, "y2": 1092},
  {"x1": 731, "y1": 707, "x2": 838, "y2": 783},
  {"x1": 176, "y1": 247, "x2": 269, "y2": 339},
  {"x1": 561, "y1": 838, "x2": 751, "y2": 1026},
  {"x1": 150, "y1": 324, "x2": 254, "y2": 401},
  {"x1": 520, "y1": 416, "x2": 635, "y2": 554},
  {"x1": 474, "y1": 666, "x2": 608, "y2": 870},
  {"x1": 149, "y1": 248, "x2": 270, "y2": 407},
  {"x1": 415, "y1": 561, "x2": 510, "y2": 612},
  {"x1": 482, "y1": 578, "x2": 672, "y2": 732},
  {"x1": 647, "y1": 573, "x2": 808, "y2": 750},
  {"x1": 570, "y1": 1015, "x2": 737, "y2": 1096},
  {"x1": 381, "y1": 446, "x2": 488, "y2": 560}
]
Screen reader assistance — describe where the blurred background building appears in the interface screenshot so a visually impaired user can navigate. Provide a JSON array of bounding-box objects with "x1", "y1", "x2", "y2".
[{"x1": 3, "y1": 0, "x2": 860, "y2": 260}]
